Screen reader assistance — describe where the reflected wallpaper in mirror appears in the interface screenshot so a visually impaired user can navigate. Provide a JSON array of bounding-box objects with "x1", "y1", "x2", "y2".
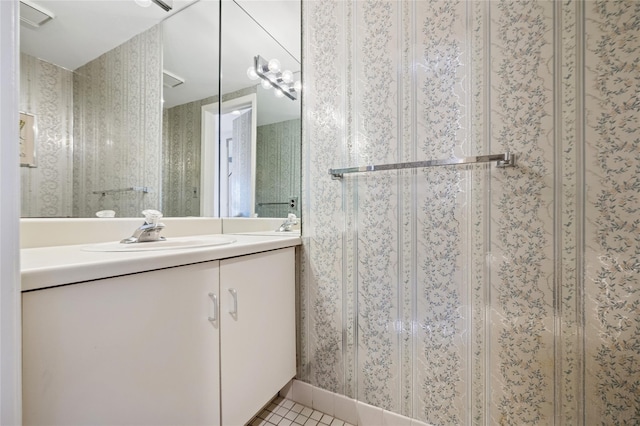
[{"x1": 21, "y1": 25, "x2": 163, "y2": 218}]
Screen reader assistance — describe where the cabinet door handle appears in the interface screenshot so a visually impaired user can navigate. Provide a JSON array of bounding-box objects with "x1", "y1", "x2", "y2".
[
  {"x1": 228, "y1": 288, "x2": 238, "y2": 315},
  {"x1": 208, "y1": 292, "x2": 218, "y2": 322}
]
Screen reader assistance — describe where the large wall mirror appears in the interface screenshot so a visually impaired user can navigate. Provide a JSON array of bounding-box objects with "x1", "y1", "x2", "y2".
[{"x1": 18, "y1": 0, "x2": 301, "y2": 219}]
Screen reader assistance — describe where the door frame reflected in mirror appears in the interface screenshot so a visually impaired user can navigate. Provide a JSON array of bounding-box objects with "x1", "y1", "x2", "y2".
[{"x1": 201, "y1": 93, "x2": 257, "y2": 218}]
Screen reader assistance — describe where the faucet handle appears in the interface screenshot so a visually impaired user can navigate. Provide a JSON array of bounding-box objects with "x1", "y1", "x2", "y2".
[
  {"x1": 120, "y1": 210, "x2": 166, "y2": 244},
  {"x1": 277, "y1": 213, "x2": 299, "y2": 232},
  {"x1": 142, "y1": 209, "x2": 163, "y2": 226}
]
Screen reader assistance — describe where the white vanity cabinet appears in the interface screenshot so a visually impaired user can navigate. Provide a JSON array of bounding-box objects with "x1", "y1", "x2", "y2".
[
  {"x1": 22, "y1": 247, "x2": 296, "y2": 426},
  {"x1": 219, "y1": 248, "x2": 296, "y2": 426}
]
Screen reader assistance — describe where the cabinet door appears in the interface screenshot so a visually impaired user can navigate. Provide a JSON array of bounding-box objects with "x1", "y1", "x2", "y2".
[
  {"x1": 220, "y1": 247, "x2": 296, "y2": 426},
  {"x1": 23, "y1": 261, "x2": 221, "y2": 426}
]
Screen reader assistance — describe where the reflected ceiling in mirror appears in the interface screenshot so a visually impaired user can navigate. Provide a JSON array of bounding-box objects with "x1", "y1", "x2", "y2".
[
  {"x1": 162, "y1": 0, "x2": 219, "y2": 108},
  {"x1": 20, "y1": 0, "x2": 196, "y2": 70}
]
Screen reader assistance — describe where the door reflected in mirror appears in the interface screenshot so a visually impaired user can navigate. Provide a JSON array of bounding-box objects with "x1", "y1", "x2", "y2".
[{"x1": 220, "y1": 97, "x2": 256, "y2": 218}]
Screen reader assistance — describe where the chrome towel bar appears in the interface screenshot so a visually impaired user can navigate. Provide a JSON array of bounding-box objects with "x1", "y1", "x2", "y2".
[
  {"x1": 329, "y1": 152, "x2": 515, "y2": 179},
  {"x1": 92, "y1": 186, "x2": 150, "y2": 196}
]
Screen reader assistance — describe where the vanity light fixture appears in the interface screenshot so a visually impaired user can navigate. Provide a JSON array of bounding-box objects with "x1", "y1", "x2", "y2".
[
  {"x1": 151, "y1": 0, "x2": 173, "y2": 12},
  {"x1": 135, "y1": 0, "x2": 173, "y2": 12},
  {"x1": 247, "y1": 55, "x2": 300, "y2": 101}
]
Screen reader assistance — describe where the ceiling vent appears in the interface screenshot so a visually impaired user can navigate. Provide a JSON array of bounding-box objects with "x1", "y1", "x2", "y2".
[
  {"x1": 20, "y1": 0, "x2": 54, "y2": 28},
  {"x1": 163, "y1": 70, "x2": 185, "y2": 89}
]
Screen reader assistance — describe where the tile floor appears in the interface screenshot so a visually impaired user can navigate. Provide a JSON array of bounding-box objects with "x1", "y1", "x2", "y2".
[{"x1": 249, "y1": 396, "x2": 354, "y2": 426}]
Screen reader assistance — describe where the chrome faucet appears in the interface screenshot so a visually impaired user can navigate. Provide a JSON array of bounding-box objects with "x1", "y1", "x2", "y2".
[
  {"x1": 121, "y1": 210, "x2": 166, "y2": 244},
  {"x1": 277, "y1": 213, "x2": 299, "y2": 232}
]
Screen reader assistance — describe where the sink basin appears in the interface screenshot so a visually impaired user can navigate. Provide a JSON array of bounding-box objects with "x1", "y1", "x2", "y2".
[{"x1": 82, "y1": 235, "x2": 236, "y2": 252}]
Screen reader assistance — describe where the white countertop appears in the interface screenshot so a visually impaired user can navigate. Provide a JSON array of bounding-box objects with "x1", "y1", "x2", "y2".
[{"x1": 21, "y1": 233, "x2": 301, "y2": 292}]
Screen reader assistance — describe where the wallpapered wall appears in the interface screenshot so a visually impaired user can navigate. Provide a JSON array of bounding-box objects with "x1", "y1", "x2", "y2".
[
  {"x1": 73, "y1": 26, "x2": 162, "y2": 218},
  {"x1": 300, "y1": 0, "x2": 640, "y2": 424},
  {"x1": 20, "y1": 54, "x2": 74, "y2": 217}
]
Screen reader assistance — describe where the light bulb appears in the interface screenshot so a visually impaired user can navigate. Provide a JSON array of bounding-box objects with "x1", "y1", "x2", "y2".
[
  {"x1": 293, "y1": 80, "x2": 302, "y2": 92},
  {"x1": 274, "y1": 89, "x2": 285, "y2": 98},
  {"x1": 135, "y1": 0, "x2": 152, "y2": 7},
  {"x1": 261, "y1": 78, "x2": 272, "y2": 89},
  {"x1": 246, "y1": 66, "x2": 258, "y2": 80},
  {"x1": 281, "y1": 70, "x2": 293, "y2": 83},
  {"x1": 268, "y1": 59, "x2": 281, "y2": 72}
]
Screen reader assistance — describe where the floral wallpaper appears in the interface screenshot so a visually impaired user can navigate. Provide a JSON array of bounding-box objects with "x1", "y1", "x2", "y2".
[
  {"x1": 301, "y1": 0, "x2": 640, "y2": 424},
  {"x1": 19, "y1": 54, "x2": 74, "y2": 217},
  {"x1": 72, "y1": 26, "x2": 162, "y2": 218},
  {"x1": 585, "y1": 0, "x2": 640, "y2": 423},
  {"x1": 490, "y1": 0, "x2": 556, "y2": 423}
]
